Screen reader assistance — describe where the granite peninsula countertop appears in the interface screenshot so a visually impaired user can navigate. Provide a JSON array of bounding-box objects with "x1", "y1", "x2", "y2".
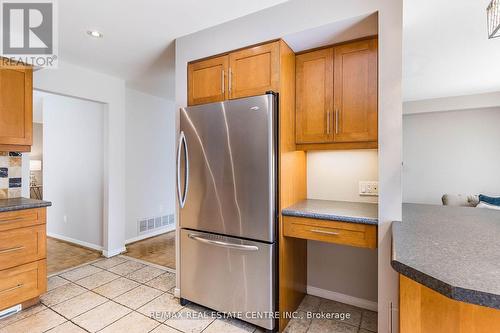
[
  {"x1": 0, "y1": 197, "x2": 52, "y2": 213},
  {"x1": 392, "y1": 203, "x2": 500, "y2": 309},
  {"x1": 282, "y1": 199, "x2": 378, "y2": 225}
]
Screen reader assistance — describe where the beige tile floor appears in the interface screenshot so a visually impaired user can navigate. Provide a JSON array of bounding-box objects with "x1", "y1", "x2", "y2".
[{"x1": 0, "y1": 256, "x2": 377, "y2": 333}]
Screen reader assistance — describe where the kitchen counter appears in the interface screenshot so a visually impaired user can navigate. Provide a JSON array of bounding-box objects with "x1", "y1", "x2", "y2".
[
  {"x1": 392, "y1": 203, "x2": 500, "y2": 309},
  {"x1": 0, "y1": 197, "x2": 52, "y2": 213},
  {"x1": 282, "y1": 199, "x2": 378, "y2": 225}
]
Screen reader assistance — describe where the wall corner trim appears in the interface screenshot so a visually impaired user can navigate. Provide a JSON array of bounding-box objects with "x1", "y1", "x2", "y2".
[
  {"x1": 307, "y1": 285, "x2": 378, "y2": 312},
  {"x1": 102, "y1": 247, "x2": 127, "y2": 258}
]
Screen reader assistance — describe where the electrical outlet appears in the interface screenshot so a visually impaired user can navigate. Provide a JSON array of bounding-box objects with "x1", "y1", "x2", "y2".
[
  {"x1": 63, "y1": 215, "x2": 68, "y2": 223},
  {"x1": 359, "y1": 181, "x2": 379, "y2": 196}
]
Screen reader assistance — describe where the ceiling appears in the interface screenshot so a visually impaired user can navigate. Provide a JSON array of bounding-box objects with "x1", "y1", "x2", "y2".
[
  {"x1": 403, "y1": 0, "x2": 500, "y2": 101},
  {"x1": 56, "y1": 0, "x2": 500, "y2": 101},
  {"x1": 57, "y1": 0, "x2": 288, "y2": 99},
  {"x1": 283, "y1": 13, "x2": 378, "y2": 53}
]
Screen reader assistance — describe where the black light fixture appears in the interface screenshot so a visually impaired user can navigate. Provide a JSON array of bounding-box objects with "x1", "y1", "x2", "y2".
[{"x1": 487, "y1": 0, "x2": 500, "y2": 39}]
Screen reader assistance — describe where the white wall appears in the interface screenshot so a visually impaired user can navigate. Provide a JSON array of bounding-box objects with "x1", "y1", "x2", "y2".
[
  {"x1": 125, "y1": 88, "x2": 176, "y2": 242},
  {"x1": 34, "y1": 61, "x2": 126, "y2": 256},
  {"x1": 403, "y1": 107, "x2": 500, "y2": 204},
  {"x1": 308, "y1": 150, "x2": 378, "y2": 203},
  {"x1": 43, "y1": 93, "x2": 105, "y2": 249},
  {"x1": 175, "y1": 0, "x2": 403, "y2": 330},
  {"x1": 307, "y1": 150, "x2": 378, "y2": 305}
]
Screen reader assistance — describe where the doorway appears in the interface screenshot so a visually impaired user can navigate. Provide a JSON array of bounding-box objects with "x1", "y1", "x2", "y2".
[{"x1": 31, "y1": 90, "x2": 105, "y2": 274}]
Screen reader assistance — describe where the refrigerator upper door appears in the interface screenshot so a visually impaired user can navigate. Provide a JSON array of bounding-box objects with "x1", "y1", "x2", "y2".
[{"x1": 179, "y1": 94, "x2": 276, "y2": 242}]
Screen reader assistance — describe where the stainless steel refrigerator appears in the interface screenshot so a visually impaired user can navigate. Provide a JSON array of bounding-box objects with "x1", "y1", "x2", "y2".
[{"x1": 177, "y1": 94, "x2": 277, "y2": 331}]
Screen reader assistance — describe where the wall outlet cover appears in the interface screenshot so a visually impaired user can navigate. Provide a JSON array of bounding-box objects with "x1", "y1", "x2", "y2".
[{"x1": 359, "y1": 181, "x2": 379, "y2": 196}]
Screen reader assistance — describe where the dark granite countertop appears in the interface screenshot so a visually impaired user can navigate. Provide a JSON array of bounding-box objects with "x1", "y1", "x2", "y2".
[
  {"x1": 0, "y1": 197, "x2": 52, "y2": 212},
  {"x1": 282, "y1": 199, "x2": 378, "y2": 225},
  {"x1": 392, "y1": 203, "x2": 500, "y2": 309}
]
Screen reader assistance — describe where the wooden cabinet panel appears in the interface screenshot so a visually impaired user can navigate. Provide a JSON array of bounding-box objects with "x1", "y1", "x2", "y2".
[
  {"x1": 229, "y1": 42, "x2": 280, "y2": 99},
  {"x1": 0, "y1": 65, "x2": 32, "y2": 150},
  {"x1": 283, "y1": 216, "x2": 377, "y2": 249},
  {"x1": 0, "y1": 260, "x2": 46, "y2": 311},
  {"x1": 188, "y1": 55, "x2": 228, "y2": 106},
  {"x1": 296, "y1": 48, "x2": 334, "y2": 144},
  {"x1": 333, "y1": 39, "x2": 377, "y2": 143},
  {"x1": 400, "y1": 275, "x2": 500, "y2": 333},
  {"x1": 0, "y1": 208, "x2": 46, "y2": 232},
  {"x1": 0, "y1": 225, "x2": 46, "y2": 270}
]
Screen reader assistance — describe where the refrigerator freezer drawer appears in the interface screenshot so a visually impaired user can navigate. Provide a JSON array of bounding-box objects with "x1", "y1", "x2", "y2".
[{"x1": 180, "y1": 229, "x2": 275, "y2": 330}]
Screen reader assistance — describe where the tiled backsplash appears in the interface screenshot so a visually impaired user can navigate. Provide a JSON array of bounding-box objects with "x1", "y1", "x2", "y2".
[{"x1": 0, "y1": 152, "x2": 23, "y2": 199}]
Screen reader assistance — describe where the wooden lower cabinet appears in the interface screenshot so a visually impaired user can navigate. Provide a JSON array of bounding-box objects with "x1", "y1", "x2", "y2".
[
  {"x1": 0, "y1": 208, "x2": 47, "y2": 311},
  {"x1": 0, "y1": 260, "x2": 46, "y2": 311},
  {"x1": 283, "y1": 216, "x2": 377, "y2": 249},
  {"x1": 400, "y1": 275, "x2": 500, "y2": 333}
]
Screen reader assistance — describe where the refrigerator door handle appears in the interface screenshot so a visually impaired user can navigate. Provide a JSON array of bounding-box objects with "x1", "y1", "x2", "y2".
[
  {"x1": 177, "y1": 131, "x2": 189, "y2": 208},
  {"x1": 188, "y1": 233, "x2": 259, "y2": 251}
]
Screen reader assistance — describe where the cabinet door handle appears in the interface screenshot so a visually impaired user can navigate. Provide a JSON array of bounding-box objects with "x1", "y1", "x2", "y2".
[
  {"x1": 335, "y1": 109, "x2": 340, "y2": 134},
  {"x1": 228, "y1": 68, "x2": 232, "y2": 95},
  {"x1": 0, "y1": 284, "x2": 23, "y2": 295},
  {"x1": 326, "y1": 111, "x2": 331, "y2": 134},
  {"x1": 0, "y1": 246, "x2": 25, "y2": 254},
  {"x1": 221, "y1": 70, "x2": 225, "y2": 94},
  {"x1": 310, "y1": 229, "x2": 340, "y2": 236}
]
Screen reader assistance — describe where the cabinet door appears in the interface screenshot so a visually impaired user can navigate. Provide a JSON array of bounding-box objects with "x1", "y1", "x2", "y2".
[
  {"x1": 0, "y1": 66, "x2": 33, "y2": 147},
  {"x1": 334, "y1": 39, "x2": 377, "y2": 143},
  {"x1": 295, "y1": 48, "x2": 334, "y2": 144},
  {"x1": 229, "y1": 42, "x2": 280, "y2": 99},
  {"x1": 188, "y1": 55, "x2": 228, "y2": 106}
]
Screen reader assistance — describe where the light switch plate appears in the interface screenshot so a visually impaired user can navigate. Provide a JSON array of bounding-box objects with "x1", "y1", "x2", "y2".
[{"x1": 359, "y1": 181, "x2": 379, "y2": 196}]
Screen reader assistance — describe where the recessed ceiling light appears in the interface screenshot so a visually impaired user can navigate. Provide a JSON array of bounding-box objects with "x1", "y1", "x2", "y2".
[{"x1": 87, "y1": 30, "x2": 103, "y2": 38}]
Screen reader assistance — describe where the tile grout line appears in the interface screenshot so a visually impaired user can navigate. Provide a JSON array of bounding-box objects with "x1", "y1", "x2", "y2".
[
  {"x1": 119, "y1": 255, "x2": 176, "y2": 274},
  {"x1": 48, "y1": 257, "x2": 106, "y2": 277}
]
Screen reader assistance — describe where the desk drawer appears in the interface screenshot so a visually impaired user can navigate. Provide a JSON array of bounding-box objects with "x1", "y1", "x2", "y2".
[
  {"x1": 0, "y1": 260, "x2": 47, "y2": 311},
  {"x1": 0, "y1": 225, "x2": 46, "y2": 270},
  {"x1": 0, "y1": 208, "x2": 46, "y2": 232},
  {"x1": 283, "y1": 216, "x2": 377, "y2": 249}
]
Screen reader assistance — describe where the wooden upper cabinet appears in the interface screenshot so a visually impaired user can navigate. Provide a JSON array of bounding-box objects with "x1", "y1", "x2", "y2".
[
  {"x1": 188, "y1": 55, "x2": 228, "y2": 106},
  {"x1": 333, "y1": 39, "x2": 378, "y2": 143},
  {"x1": 228, "y1": 42, "x2": 280, "y2": 99},
  {"x1": 296, "y1": 48, "x2": 334, "y2": 144},
  {"x1": 0, "y1": 64, "x2": 33, "y2": 151}
]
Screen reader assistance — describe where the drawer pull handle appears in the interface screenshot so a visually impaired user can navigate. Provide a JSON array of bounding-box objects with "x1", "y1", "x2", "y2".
[
  {"x1": 0, "y1": 217, "x2": 25, "y2": 223},
  {"x1": 0, "y1": 246, "x2": 25, "y2": 254},
  {"x1": 0, "y1": 284, "x2": 23, "y2": 295},
  {"x1": 310, "y1": 229, "x2": 340, "y2": 236}
]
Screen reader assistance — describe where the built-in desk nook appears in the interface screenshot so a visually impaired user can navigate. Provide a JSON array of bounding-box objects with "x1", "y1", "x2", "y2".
[{"x1": 278, "y1": 199, "x2": 378, "y2": 329}]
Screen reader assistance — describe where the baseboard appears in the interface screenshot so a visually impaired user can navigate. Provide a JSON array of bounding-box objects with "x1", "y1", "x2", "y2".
[
  {"x1": 307, "y1": 286, "x2": 378, "y2": 312},
  {"x1": 102, "y1": 247, "x2": 127, "y2": 258},
  {"x1": 174, "y1": 288, "x2": 180, "y2": 299},
  {"x1": 125, "y1": 226, "x2": 175, "y2": 245},
  {"x1": 47, "y1": 232, "x2": 103, "y2": 252}
]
